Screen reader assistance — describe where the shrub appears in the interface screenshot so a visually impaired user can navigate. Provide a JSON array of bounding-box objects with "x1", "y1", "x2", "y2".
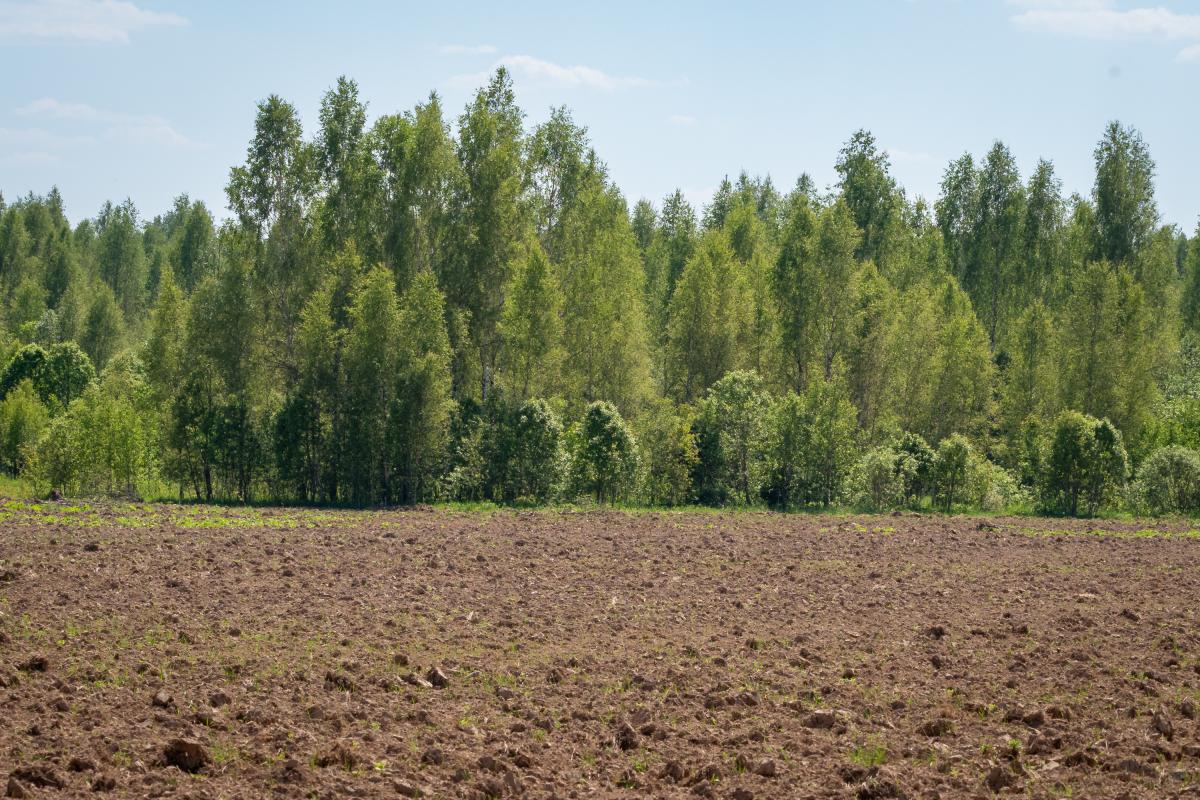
[
  {"x1": 760, "y1": 367, "x2": 857, "y2": 510},
  {"x1": 895, "y1": 432, "x2": 934, "y2": 505},
  {"x1": 30, "y1": 382, "x2": 157, "y2": 498},
  {"x1": 569, "y1": 401, "x2": 638, "y2": 505},
  {"x1": 635, "y1": 399, "x2": 697, "y2": 507},
  {"x1": 932, "y1": 434, "x2": 972, "y2": 512},
  {"x1": 505, "y1": 398, "x2": 563, "y2": 504},
  {"x1": 1038, "y1": 411, "x2": 1129, "y2": 516},
  {"x1": 0, "y1": 379, "x2": 49, "y2": 475},
  {"x1": 844, "y1": 446, "x2": 907, "y2": 511},
  {"x1": 695, "y1": 371, "x2": 770, "y2": 506},
  {"x1": 965, "y1": 454, "x2": 1025, "y2": 512},
  {"x1": 1131, "y1": 446, "x2": 1200, "y2": 516}
]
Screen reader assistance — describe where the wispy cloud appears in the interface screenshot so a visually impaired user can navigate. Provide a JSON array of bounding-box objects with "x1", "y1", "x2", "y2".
[
  {"x1": 449, "y1": 54, "x2": 669, "y2": 92},
  {"x1": 16, "y1": 97, "x2": 200, "y2": 148},
  {"x1": 0, "y1": 150, "x2": 60, "y2": 166},
  {"x1": 1008, "y1": 0, "x2": 1200, "y2": 62},
  {"x1": 0, "y1": 0, "x2": 186, "y2": 43},
  {"x1": 668, "y1": 114, "x2": 696, "y2": 127},
  {"x1": 437, "y1": 43, "x2": 497, "y2": 55},
  {"x1": 0, "y1": 125, "x2": 95, "y2": 148}
]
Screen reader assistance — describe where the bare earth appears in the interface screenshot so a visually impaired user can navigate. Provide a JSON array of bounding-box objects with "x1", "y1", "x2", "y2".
[{"x1": 1, "y1": 502, "x2": 1199, "y2": 799}]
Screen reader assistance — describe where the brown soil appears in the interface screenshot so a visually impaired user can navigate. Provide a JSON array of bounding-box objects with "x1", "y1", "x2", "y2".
[{"x1": 1, "y1": 503, "x2": 1199, "y2": 798}]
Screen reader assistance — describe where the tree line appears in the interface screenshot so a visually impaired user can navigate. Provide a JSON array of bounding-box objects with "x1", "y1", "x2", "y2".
[{"x1": 2, "y1": 69, "x2": 1199, "y2": 515}]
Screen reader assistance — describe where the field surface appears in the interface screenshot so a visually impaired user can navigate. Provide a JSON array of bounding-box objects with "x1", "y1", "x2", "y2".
[{"x1": 1, "y1": 502, "x2": 1199, "y2": 799}]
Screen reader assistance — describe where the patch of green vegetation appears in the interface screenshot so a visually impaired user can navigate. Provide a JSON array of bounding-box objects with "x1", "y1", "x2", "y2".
[{"x1": 848, "y1": 743, "x2": 888, "y2": 768}]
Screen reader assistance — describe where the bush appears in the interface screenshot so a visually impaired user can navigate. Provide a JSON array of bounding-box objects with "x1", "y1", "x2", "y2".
[
  {"x1": 932, "y1": 434, "x2": 972, "y2": 512},
  {"x1": 30, "y1": 381, "x2": 157, "y2": 498},
  {"x1": 1131, "y1": 446, "x2": 1200, "y2": 516},
  {"x1": 0, "y1": 341, "x2": 96, "y2": 409},
  {"x1": 761, "y1": 365, "x2": 857, "y2": 510},
  {"x1": 569, "y1": 401, "x2": 638, "y2": 504},
  {"x1": 695, "y1": 371, "x2": 770, "y2": 506},
  {"x1": 505, "y1": 398, "x2": 563, "y2": 504},
  {"x1": 895, "y1": 432, "x2": 934, "y2": 505},
  {"x1": 0, "y1": 379, "x2": 49, "y2": 475},
  {"x1": 636, "y1": 399, "x2": 697, "y2": 506},
  {"x1": 1038, "y1": 411, "x2": 1129, "y2": 516},
  {"x1": 965, "y1": 455, "x2": 1025, "y2": 512},
  {"x1": 844, "y1": 446, "x2": 907, "y2": 511}
]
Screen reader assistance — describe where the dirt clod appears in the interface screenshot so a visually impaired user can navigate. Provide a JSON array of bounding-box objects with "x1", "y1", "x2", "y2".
[{"x1": 163, "y1": 738, "x2": 210, "y2": 773}]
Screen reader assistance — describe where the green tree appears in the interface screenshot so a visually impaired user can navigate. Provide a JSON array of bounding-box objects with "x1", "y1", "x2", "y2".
[
  {"x1": 1039, "y1": 411, "x2": 1129, "y2": 516},
  {"x1": 81, "y1": 286, "x2": 125, "y2": 372},
  {"x1": 392, "y1": 270, "x2": 454, "y2": 503},
  {"x1": 665, "y1": 231, "x2": 752, "y2": 400},
  {"x1": 450, "y1": 68, "x2": 525, "y2": 399},
  {"x1": 0, "y1": 379, "x2": 48, "y2": 474},
  {"x1": 499, "y1": 242, "x2": 562, "y2": 400},
  {"x1": 635, "y1": 399, "x2": 697, "y2": 506},
  {"x1": 1092, "y1": 121, "x2": 1157, "y2": 265},
  {"x1": 1132, "y1": 446, "x2": 1200, "y2": 516},
  {"x1": 697, "y1": 370, "x2": 770, "y2": 505},
  {"x1": 570, "y1": 400, "x2": 637, "y2": 504},
  {"x1": 504, "y1": 398, "x2": 563, "y2": 504},
  {"x1": 932, "y1": 433, "x2": 972, "y2": 512},
  {"x1": 342, "y1": 266, "x2": 401, "y2": 503},
  {"x1": 835, "y1": 129, "x2": 898, "y2": 265}
]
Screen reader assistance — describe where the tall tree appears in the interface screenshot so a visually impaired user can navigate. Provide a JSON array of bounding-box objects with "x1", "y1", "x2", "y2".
[
  {"x1": 1092, "y1": 121, "x2": 1157, "y2": 265},
  {"x1": 835, "y1": 129, "x2": 898, "y2": 265},
  {"x1": 450, "y1": 68, "x2": 526, "y2": 400}
]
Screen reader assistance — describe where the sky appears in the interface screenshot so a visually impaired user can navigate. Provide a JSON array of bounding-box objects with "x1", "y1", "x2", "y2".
[{"x1": 1, "y1": 0, "x2": 1199, "y2": 231}]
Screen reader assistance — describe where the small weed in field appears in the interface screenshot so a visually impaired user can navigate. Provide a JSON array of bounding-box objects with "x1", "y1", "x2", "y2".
[
  {"x1": 849, "y1": 744, "x2": 888, "y2": 768},
  {"x1": 211, "y1": 741, "x2": 239, "y2": 765}
]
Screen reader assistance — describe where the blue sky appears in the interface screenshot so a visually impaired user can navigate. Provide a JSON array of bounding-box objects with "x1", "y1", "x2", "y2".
[{"x1": 2, "y1": 0, "x2": 1199, "y2": 231}]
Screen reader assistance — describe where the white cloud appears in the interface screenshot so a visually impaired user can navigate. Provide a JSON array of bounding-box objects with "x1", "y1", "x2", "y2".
[
  {"x1": 449, "y1": 54, "x2": 661, "y2": 92},
  {"x1": 1009, "y1": 0, "x2": 1200, "y2": 61},
  {"x1": 668, "y1": 114, "x2": 696, "y2": 126},
  {"x1": 0, "y1": 151, "x2": 60, "y2": 166},
  {"x1": 15, "y1": 97, "x2": 199, "y2": 148},
  {"x1": 437, "y1": 43, "x2": 497, "y2": 55},
  {"x1": 0, "y1": 125, "x2": 95, "y2": 147},
  {"x1": 1177, "y1": 42, "x2": 1200, "y2": 60},
  {"x1": 0, "y1": 0, "x2": 186, "y2": 43}
]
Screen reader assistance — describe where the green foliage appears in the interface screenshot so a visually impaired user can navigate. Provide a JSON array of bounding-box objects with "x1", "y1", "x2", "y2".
[
  {"x1": 761, "y1": 363, "x2": 858, "y2": 509},
  {"x1": 499, "y1": 242, "x2": 562, "y2": 400},
  {"x1": 569, "y1": 401, "x2": 637, "y2": 504},
  {"x1": 0, "y1": 342, "x2": 95, "y2": 408},
  {"x1": 635, "y1": 399, "x2": 697, "y2": 506},
  {"x1": 503, "y1": 398, "x2": 563, "y2": 504},
  {"x1": 1130, "y1": 446, "x2": 1200, "y2": 516},
  {"x1": 1039, "y1": 411, "x2": 1130, "y2": 516},
  {"x1": 932, "y1": 434, "x2": 972, "y2": 512},
  {"x1": 0, "y1": 90, "x2": 1183, "y2": 519},
  {"x1": 695, "y1": 371, "x2": 770, "y2": 505},
  {"x1": 0, "y1": 380, "x2": 49, "y2": 474},
  {"x1": 844, "y1": 446, "x2": 908, "y2": 512},
  {"x1": 30, "y1": 372, "x2": 158, "y2": 498}
]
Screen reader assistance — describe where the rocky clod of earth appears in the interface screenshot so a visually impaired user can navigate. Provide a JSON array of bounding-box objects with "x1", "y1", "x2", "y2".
[
  {"x1": 162, "y1": 738, "x2": 210, "y2": 773},
  {"x1": 616, "y1": 721, "x2": 639, "y2": 750},
  {"x1": 803, "y1": 709, "x2": 838, "y2": 729},
  {"x1": 0, "y1": 505, "x2": 1198, "y2": 798},
  {"x1": 9, "y1": 766, "x2": 64, "y2": 790}
]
